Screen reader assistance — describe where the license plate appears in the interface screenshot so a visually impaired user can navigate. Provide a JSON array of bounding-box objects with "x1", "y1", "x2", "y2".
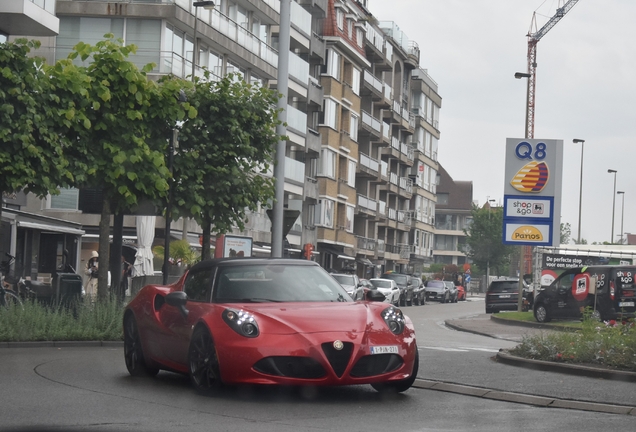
[
  {"x1": 499, "y1": 294, "x2": 511, "y2": 298},
  {"x1": 619, "y1": 301, "x2": 635, "y2": 307},
  {"x1": 370, "y1": 345, "x2": 399, "y2": 355}
]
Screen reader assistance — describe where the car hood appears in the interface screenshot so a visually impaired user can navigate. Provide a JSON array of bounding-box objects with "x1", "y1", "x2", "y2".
[
  {"x1": 425, "y1": 286, "x2": 446, "y2": 293},
  {"x1": 237, "y1": 302, "x2": 388, "y2": 335},
  {"x1": 339, "y1": 284, "x2": 355, "y2": 292}
]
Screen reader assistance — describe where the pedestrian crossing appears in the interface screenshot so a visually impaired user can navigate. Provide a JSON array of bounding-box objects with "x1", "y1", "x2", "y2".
[{"x1": 419, "y1": 345, "x2": 500, "y2": 353}]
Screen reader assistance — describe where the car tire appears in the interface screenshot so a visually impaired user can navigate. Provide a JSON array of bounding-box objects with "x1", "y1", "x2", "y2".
[
  {"x1": 534, "y1": 303, "x2": 551, "y2": 323},
  {"x1": 371, "y1": 347, "x2": 418, "y2": 393},
  {"x1": 412, "y1": 296, "x2": 418, "y2": 306},
  {"x1": 188, "y1": 325, "x2": 223, "y2": 393},
  {"x1": 124, "y1": 313, "x2": 159, "y2": 377},
  {"x1": 590, "y1": 309, "x2": 603, "y2": 322}
]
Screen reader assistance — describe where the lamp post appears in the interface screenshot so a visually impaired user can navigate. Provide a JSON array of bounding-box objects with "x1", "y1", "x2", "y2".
[
  {"x1": 514, "y1": 71, "x2": 532, "y2": 311},
  {"x1": 617, "y1": 191, "x2": 625, "y2": 244},
  {"x1": 573, "y1": 139, "x2": 585, "y2": 243},
  {"x1": 486, "y1": 199, "x2": 496, "y2": 292},
  {"x1": 608, "y1": 169, "x2": 617, "y2": 243},
  {"x1": 191, "y1": 1, "x2": 216, "y2": 81}
]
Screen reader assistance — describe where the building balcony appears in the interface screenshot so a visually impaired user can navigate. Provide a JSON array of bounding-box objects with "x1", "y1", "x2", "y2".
[
  {"x1": 304, "y1": 176, "x2": 319, "y2": 201},
  {"x1": 287, "y1": 105, "x2": 307, "y2": 136},
  {"x1": 360, "y1": 111, "x2": 382, "y2": 139},
  {"x1": 356, "y1": 235, "x2": 377, "y2": 253},
  {"x1": 298, "y1": 0, "x2": 327, "y2": 16},
  {"x1": 362, "y1": 71, "x2": 383, "y2": 100},
  {"x1": 284, "y1": 156, "x2": 305, "y2": 185},
  {"x1": 357, "y1": 194, "x2": 377, "y2": 217},
  {"x1": 1, "y1": 0, "x2": 59, "y2": 36},
  {"x1": 308, "y1": 76, "x2": 323, "y2": 106},
  {"x1": 289, "y1": 51, "x2": 310, "y2": 87},
  {"x1": 357, "y1": 153, "x2": 379, "y2": 178},
  {"x1": 305, "y1": 128, "x2": 321, "y2": 154},
  {"x1": 290, "y1": 0, "x2": 312, "y2": 38}
]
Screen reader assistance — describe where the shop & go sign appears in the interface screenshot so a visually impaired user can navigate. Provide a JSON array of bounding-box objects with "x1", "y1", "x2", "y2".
[{"x1": 502, "y1": 138, "x2": 563, "y2": 247}]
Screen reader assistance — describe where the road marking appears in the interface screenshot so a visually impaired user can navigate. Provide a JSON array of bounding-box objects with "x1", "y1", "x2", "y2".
[
  {"x1": 420, "y1": 346, "x2": 469, "y2": 352},
  {"x1": 419, "y1": 346, "x2": 500, "y2": 353}
]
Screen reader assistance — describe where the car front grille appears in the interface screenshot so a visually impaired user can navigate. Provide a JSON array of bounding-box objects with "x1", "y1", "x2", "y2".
[
  {"x1": 321, "y1": 342, "x2": 353, "y2": 377},
  {"x1": 253, "y1": 356, "x2": 326, "y2": 379},
  {"x1": 349, "y1": 354, "x2": 403, "y2": 377}
]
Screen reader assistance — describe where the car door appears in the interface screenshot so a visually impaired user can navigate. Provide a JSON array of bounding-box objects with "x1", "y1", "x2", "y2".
[
  {"x1": 157, "y1": 268, "x2": 215, "y2": 366},
  {"x1": 552, "y1": 270, "x2": 578, "y2": 318}
]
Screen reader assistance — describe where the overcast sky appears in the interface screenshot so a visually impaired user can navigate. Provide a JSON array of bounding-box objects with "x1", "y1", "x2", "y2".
[{"x1": 368, "y1": 0, "x2": 635, "y2": 245}]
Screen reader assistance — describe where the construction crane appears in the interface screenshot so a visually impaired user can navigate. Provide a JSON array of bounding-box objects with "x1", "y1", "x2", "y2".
[{"x1": 520, "y1": 0, "x2": 581, "y2": 139}]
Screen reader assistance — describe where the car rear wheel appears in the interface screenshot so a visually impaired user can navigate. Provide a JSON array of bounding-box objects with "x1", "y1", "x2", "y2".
[
  {"x1": 124, "y1": 313, "x2": 159, "y2": 377},
  {"x1": 371, "y1": 348, "x2": 418, "y2": 393},
  {"x1": 534, "y1": 304, "x2": 551, "y2": 323},
  {"x1": 188, "y1": 326, "x2": 223, "y2": 393}
]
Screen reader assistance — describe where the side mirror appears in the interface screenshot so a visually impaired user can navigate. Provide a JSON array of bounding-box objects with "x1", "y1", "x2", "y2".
[
  {"x1": 366, "y1": 289, "x2": 386, "y2": 302},
  {"x1": 165, "y1": 291, "x2": 189, "y2": 319}
]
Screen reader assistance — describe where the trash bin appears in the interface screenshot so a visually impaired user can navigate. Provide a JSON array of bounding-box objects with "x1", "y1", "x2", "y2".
[{"x1": 56, "y1": 273, "x2": 84, "y2": 305}]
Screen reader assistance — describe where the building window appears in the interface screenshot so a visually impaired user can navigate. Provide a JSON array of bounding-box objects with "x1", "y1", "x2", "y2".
[
  {"x1": 347, "y1": 160, "x2": 356, "y2": 187},
  {"x1": 319, "y1": 148, "x2": 336, "y2": 178},
  {"x1": 323, "y1": 98, "x2": 337, "y2": 130},
  {"x1": 326, "y1": 49, "x2": 340, "y2": 79},
  {"x1": 349, "y1": 113, "x2": 358, "y2": 141},
  {"x1": 356, "y1": 28, "x2": 364, "y2": 48},
  {"x1": 345, "y1": 205, "x2": 354, "y2": 232},
  {"x1": 351, "y1": 67, "x2": 361, "y2": 96},
  {"x1": 437, "y1": 193, "x2": 449, "y2": 205},
  {"x1": 317, "y1": 199, "x2": 334, "y2": 228},
  {"x1": 337, "y1": 9, "x2": 344, "y2": 30},
  {"x1": 49, "y1": 188, "x2": 79, "y2": 210},
  {"x1": 347, "y1": 19, "x2": 353, "y2": 39}
]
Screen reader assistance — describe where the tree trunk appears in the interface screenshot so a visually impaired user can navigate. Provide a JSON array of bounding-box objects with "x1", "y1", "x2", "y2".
[
  {"x1": 0, "y1": 193, "x2": 4, "y2": 251},
  {"x1": 97, "y1": 195, "x2": 111, "y2": 301},
  {"x1": 201, "y1": 218, "x2": 211, "y2": 261}
]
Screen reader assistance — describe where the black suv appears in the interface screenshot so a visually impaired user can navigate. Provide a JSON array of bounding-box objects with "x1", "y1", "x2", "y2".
[
  {"x1": 485, "y1": 278, "x2": 532, "y2": 313},
  {"x1": 533, "y1": 265, "x2": 636, "y2": 322},
  {"x1": 382, "y1": 273, "x2": 413, "y2": 306}
]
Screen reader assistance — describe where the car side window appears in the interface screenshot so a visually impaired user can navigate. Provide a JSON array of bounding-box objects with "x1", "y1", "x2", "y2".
[{"x1": 183, "y1": 268, "x2": 213, "y2": 302}]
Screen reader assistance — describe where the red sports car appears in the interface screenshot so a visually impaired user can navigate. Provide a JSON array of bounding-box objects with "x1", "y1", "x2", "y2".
[{"x1": 124, "y1": 258, "x2": 418, "y2": 393}]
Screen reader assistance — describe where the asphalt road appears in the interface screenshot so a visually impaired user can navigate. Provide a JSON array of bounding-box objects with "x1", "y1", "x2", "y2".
[{"x1": 1, "y1": 296, "x2": 635, "y2": 432}]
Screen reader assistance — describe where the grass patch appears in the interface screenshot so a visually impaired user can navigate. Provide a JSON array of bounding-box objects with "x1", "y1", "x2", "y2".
[
  {"x1": 0, "y1": 296, "x2": 124, "y2": 342},
  {"x1": 508, "y1": 310, "x2": 636, "y2": 372}
]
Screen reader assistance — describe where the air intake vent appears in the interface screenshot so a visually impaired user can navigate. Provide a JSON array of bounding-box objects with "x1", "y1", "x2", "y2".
[{"x1": 321, "y1": 342, "x2": 353, "y2": 378}]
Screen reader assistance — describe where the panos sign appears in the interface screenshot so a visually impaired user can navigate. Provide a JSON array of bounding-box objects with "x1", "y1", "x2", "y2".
[{"x1": 502, "y1": 139, "x2": 563, "y2": 247}]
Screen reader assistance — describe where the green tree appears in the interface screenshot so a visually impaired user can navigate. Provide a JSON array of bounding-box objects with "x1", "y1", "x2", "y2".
[
  {"x1": 55, "y1": 36, "x2": 192, "y2": 299},
  {"x1": 463, "y1": 204, "x2": 513, "y2": 276},
  {"x1": 0, "y1": 40, "x2": 74, "y2": 247},
  {"x1": 174, "y1": 72, "x2": 281, "y2": 260},
  {"x1": 560, "y1": 222, "x2": 572, "y2": 245}
]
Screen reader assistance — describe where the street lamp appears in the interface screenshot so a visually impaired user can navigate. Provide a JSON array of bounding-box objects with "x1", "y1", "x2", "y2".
[
  {"x1": 617, "y1": 191, "x2": 625, "y2": 244},
  {"x1": 608, "y1": 169, "x2": 617, "y2": 243},
  {"x1": 486, "y1": 199, "x2": 496, "y2": 292},
  {"x1": 191, "y1": 1, "x2": 216, "y2": 81},
  {"x1": 573, "y1": 139, "x2": 585, "y2": 243}
]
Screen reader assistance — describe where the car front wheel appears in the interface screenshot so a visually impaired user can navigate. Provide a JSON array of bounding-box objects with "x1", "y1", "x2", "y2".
[
  {"x1": 124, "y1": 313, "x2": 159, "y2": 377},
  {"x1": 534, "y1": 304, "x2": 551, "y2": 323},
  {"x1": 371, "y1": 348, "x2": 418, "y2": 393},
  {"x1": 188, "y1": 326, "x2": 223, "y2": 393}
]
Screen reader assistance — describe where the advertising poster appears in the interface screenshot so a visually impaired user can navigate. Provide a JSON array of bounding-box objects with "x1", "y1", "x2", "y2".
[{"x1": 222, "y1": 235, "x2": 253, "y2": 258}]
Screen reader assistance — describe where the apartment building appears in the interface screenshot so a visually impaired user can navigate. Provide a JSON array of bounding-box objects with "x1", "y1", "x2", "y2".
[
  {"x1": 5, "y1": 0, "x2": 443, "y2": 281},
  {"x1": 433, "y1": 165, "x2": 473, "y2": 266}
]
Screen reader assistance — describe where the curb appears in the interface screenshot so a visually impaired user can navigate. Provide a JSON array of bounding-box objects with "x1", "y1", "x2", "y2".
[
  {"x1": 412, "y1": 378, "x2": 636, "y2": 415},
  {"x1": 496, "y1": 350, "x2": 636, "y2": 383},
  {"x1": 0, "y1": 341, "x2": 123, "y2": 348},
  {"x1": 489, "y1": 314, "x2": 576, "y2": 331},
  {"x1": 443, "y1": 320, "x2": 519, "y2": 342}
]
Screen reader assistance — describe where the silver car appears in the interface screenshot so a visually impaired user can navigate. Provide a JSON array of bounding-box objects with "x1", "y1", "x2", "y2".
[{"x1": 369, "y1": 278, "x2": 401, "y2": 306}]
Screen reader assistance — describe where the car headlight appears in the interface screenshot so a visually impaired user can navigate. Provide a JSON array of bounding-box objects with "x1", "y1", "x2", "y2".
[
  {"x1": 381, "y1": 306, "x2": 405, "y2": 335},
  {"x1": 223, "y1": 308, "x2": 259, "y2": 338}
]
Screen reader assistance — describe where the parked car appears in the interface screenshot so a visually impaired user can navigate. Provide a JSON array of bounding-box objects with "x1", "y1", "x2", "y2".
[
  {"x1": 123, "y1": 258, "x2": 419, "y2": 393},
  {"x1": 382, "y1": 272, "x2": 414, "y2": 306},
  {"x1": 410, "y1": 277, "x2": 426, "y2": 305},
  {"x1": 331, "y1": 273, "x2": 365, "y2": 301},
  {"x1": 359, "y1": 278, "x2": 375, "y2": 297},
  {"x1": 485, "y1": 278, "x2": 531, "y2": 313},
  {"x1": 456, "y1": 284, "x2": 466, "y2": 301},
  {"x1": 425, "y1": 280, "x2": 450, "y2": 303},
  {"x1": 369, "y1": 278, "x2": 401, "y2": 306},
  {"x1": 533, "y1": 265, "x2": 636, "y2": 323},
  {"x1": 444, "y1": 281, "x2": 458, "y2": 303}
]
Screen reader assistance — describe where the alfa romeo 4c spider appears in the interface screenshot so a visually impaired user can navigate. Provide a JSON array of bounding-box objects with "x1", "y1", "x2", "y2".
[{"x1": 124, "y1": 258, "x2": 418, "y2": 393}]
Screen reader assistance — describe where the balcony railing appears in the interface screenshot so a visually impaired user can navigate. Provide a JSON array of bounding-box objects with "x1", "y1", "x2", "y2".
[
  {"x1": 391, "y1": 137, "x2": 400, "y2": 151},
  {"x1": 389, "y1": 172, "x2": 398, "y2": 186},
  {"x1": 388, "y1": 208, "x2": 397, "y2": 221},
  {"x1": 289, "y1": 51, "x2": 309, "y2": 86},
  {"x1": 397, "y1": 210, "x2": 412, "y2": 227},
  {"x1": 361, "y1": 111, "x2": 382, "y2": 134},
  {"x1": 359, "y1": 153, "x2": 379, "y2": 173},
  {"x1": 378, "y1": 201, "x2": 387, "y2": 217},
  {"x1": 287, "y1": 105, "x2": 307, "y2": 135},
  {"x1": 399, "y1": 177, "x2": 413, "y2": 194},
  {"x1": 377, "y1": 239, "x2": 385, "y2": 253},
  {"x1": 380, "y1": 161, "x2": 388, "y2": 178},
  {"x1": 382, "y1": 122, "x2": 390, "y2": 140},
  {"x1": 356, "y1": 235, "x2": 377, "y2": 252},
  {"x1": 363, "y1": 71, "x2": 383, "y2": 93},
  {"x1": 290, "y1": 0, "x2": 312, "y2": 37},
  {"x1": 383, "y1": 83, "x2": 392, "y2": 100},
  {"x1": 284, "y1": 157, "x2": 305, "y2": 184},
  {"x1": 357, "y1": 194, "x2": 377, "y2": 212}
]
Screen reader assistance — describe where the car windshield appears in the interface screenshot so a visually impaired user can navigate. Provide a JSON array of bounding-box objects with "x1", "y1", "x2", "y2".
[
  {"x1": 214, "y1": 264, "x2": 352, "y2": 303},
  {"x1": 426, "y1": 281, "x2": 445, "y2": 288},
  {"x1": 371, "y1": 279, "x2": 392, "y2": 289},
  {"x1": 332, "y1": 274, "x2": 355, "y2": 286},
  {"x1": 489, "y1": 281, "x2": 519, "y2": 292},
  {"x1": 383, "y1": 274, "x2": 407, "y2": 284}
]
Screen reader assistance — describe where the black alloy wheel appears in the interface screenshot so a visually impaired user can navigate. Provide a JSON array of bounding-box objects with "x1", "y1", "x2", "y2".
[
  {"x1": 124, "y1": 314, "x2": 159, "y2": 377},
  {"x1": 188, "y1": 326, "x2": 223, "y2": 393},
  {"x1": 371, "y1": 348, "x2": 419, "y2": 393}
]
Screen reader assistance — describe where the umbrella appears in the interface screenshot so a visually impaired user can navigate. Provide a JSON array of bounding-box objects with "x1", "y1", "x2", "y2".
[{"x1": 134, "y1": 216, "x2": 156, "y2": 276}]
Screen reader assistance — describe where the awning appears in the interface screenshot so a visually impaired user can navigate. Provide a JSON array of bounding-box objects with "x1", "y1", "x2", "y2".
[
  {"x1": 356, "y1": 257, "x2": 374, "y2": 266},
  {"x1": 18, "y1": 221, "x2": 85, "y2": 236},
  {"x1": 337, "y1": 254, "x2": 355, "y2": 261}
]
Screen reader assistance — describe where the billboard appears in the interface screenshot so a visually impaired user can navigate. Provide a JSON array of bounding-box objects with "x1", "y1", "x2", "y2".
[{"x1": 503, "y1": 139, "x2": 563, "y2": 246}]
